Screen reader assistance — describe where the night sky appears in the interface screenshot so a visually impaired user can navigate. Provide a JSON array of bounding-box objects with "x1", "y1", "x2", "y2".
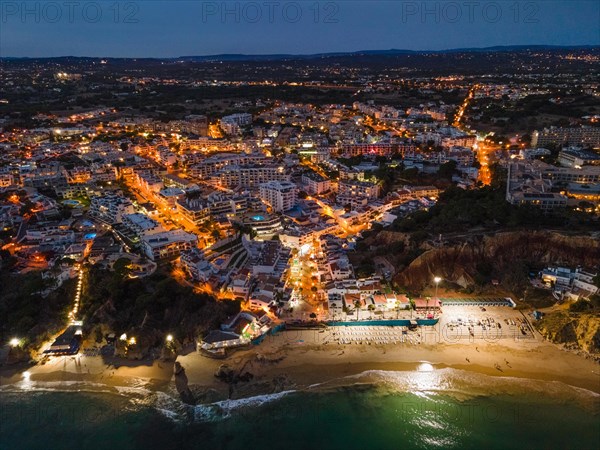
[{"x1": 1, "y1": 1, "x2": 599, "y2": 57}]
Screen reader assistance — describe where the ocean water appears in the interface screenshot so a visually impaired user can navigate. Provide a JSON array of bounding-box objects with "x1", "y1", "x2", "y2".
[{"x1": 1, "y1": 369, "x2": 599, "y2": 450}]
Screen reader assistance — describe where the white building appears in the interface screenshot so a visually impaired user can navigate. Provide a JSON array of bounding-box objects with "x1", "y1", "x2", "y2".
[
  {"x1": 338, "y1": 180, "x2": 380, "y2": 200},
  {"x1": 89, "y1": 193, "x2": 135, "y2": 224},
  {"x1": 558, "y1": 148, "x2": 600, "y2": 168},
  {"x1": 259, "y1": 180, "x2": 298, "y2": 212},
  {"x1": 180, "y1": 248, "x2": 216, "y2": 282},
  {"x1": 301, "y1": 172, "x2": 331, "y2": 194},
  {"x1": 221, "y1": 113, "x2": 252, "y2": 135},
  {"x1": 122, "y1": 213, "x2": 164, "y2": 237},
  {"x1": 142, "y1": 230, "x2": 198, "y2": 260},
  {"x1": 211, "y1": 164, "x2": 290, "y2": 189},
  {"x1": 541, "y1": 266, "x2": 598, "y2": 299}
]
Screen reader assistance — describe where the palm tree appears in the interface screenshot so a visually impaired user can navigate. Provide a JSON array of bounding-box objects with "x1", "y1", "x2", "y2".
[
  {"x1": 367, "y1": 304, "x2": 375, "y2": 319},
  {"x1": 354, "y1": 300, "x2": 362, "y2": 321},
  {"x1": 331, "y1": 304, "x2": 337, "y2": 320}
]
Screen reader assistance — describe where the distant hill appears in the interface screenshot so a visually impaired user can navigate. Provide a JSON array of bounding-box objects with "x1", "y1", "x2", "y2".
[
  {"x1": 2, "y1": 45, "x2": 598, "y2": 62},
  {"x1": 178, "y1": 45, "x2": 599, "y2": 61}
]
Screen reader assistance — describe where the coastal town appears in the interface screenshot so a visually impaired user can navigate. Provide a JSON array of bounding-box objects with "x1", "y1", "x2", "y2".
[
  {"x1": 1, "y1": 51, "x2": 599, "y2": 404},
  {"x1": 3, "y1": 0, "x2": 600, "y2": 447},
  {"x1": 0, "y1": 52, "x2": 600, "y2": 357}
]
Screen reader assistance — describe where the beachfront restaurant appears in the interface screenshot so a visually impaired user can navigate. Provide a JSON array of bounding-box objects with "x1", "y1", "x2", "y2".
[
  {"x1": 199, "y1": 330, "x2": 248, "y2": 352},
  {"x1": 45, "y1": 324, "x2": 83, "y2": 355},
  {"x1": 199, "y1": 311, "x2": 273, "y2": 354},
  {"x1": 413, "y1": 298, "x2": 442, "y2": 312}
]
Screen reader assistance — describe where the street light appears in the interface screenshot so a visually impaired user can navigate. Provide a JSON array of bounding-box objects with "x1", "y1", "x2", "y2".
[
  {"x1": 166, "y1": 334, "x2": 173, "y2": 343},
  {"x1": 9, "y1": 338, "x2": 20, "y2": 347},
  {"x1": 433, "y1": 276, "x2": 442, "y2": 297}
]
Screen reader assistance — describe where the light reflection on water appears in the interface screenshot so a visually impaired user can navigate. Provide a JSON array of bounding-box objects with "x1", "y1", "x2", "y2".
[{"x1": 1, "y1": 367, "x2": 599, "y2": 450}]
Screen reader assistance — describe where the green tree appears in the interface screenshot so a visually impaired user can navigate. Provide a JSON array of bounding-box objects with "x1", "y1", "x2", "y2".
[{"x1": 438, "y1": 160, "x2": 458, "y2": 179}]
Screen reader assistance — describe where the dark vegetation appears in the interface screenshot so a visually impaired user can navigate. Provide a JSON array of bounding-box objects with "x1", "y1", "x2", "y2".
[
  {"x1": 392, "y1": 166, "x2": 598, "y2": 234},
  {"x1": 0, "y1": 253, "x2": 240, "y2": 352},
  {"x1": 0, "y1": 267, "x2": 74, "y2": 348},
  {"x1": 81, "y1": 267, "x2": 240, "y2": 345}
]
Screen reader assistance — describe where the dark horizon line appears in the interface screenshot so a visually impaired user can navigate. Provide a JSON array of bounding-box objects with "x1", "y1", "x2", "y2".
[{"x1": 2, "y1": 44, "x2": 599, "y2": 61}]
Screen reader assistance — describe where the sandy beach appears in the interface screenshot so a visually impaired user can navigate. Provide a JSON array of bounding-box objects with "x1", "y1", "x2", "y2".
[{"x1": 2, "y1": 328, "x2": 599, "y2": 400}]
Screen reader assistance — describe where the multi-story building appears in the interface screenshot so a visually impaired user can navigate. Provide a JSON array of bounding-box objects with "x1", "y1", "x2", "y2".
[
  {"x1": 54, "y1": 184, "x2": 97, "y2": 199},
  {"x1": 176, "y1": 198, "x2": 211, "y2": 226},
  {"x1": 156, "y1": 147, "x2": 178, "y2": 167},
  {"x1": 211, "y1": 164, "x2": 290, "y2": 189},
  {"x1": 65, "y1": 167, "x2": 92, "y2": 184},
  {"x1": 301, "y1": 171, "x2": 331, "y2": 194},
  {"x1": 122, "y1": 213, "x2": 164, "y2": 237},
  {"x1": 508, "y1": 192, "x2": 568, "y2": 210},
  {"x1": 298, "y1": 146, "x2": 332, "y2": 163},
  {"x1": 541, "y1": 266, "x2": 599, "y2": 299},
  {"x1": 338, "y1": 180, "x2": 380, "y2": 200},
  {"x1": 407, "y1": 185, "x2": 440, "y2": 198},
  {"x1": 20, "y1": 163, "x2": 67, "y2": 189},
  {"x1": 240, "y1": 213, "x2": 282, "y2": 239},
  {"x1": 536, "y1": 161, "x2": 600, "y2": 184},
  {"x1": 532, "y1": 126, "x2": 600, "y2": 148},
  {"x1": 177, "y1": 193, "x2": 249, "y2": 226},
  {"x1": 415, "y1": 128, "x2": 476, "y2": 149},
  {"x1": 151, "y1": 115, "x2": 208, "y2": 136},
  {"x1": 341, "y1": 143, "x2": 395, "y2": 157},
  {"x1": 135, "y1": 171, "x2": 164, "y2": 194},
  {"x1": 180, "y1": 248, "x2": 216, "y2": 282},
  {"x1": 89, "y1": 193, "x2": 136, "y2": 223},
  {"x1": 558, "y1": 148, "x2": 600, "y2": 168},
  {"x1": 506, "y1": 163, "x2": 567, "y2": 211},
  {"x1": 259, "y1": 180, "x2": 298, "y2": 212},
  {"x1": 209, "y1": 193, "x2": 248, "y2": 218},
  {"x1": 183, "y1": 137, "x2": 233, "y2": 153},
  {"x1": 158, "y1": 187, "x2": 186, "y2": 208},
  {"x1": 251, "y1": 240, "x2": 284, "y2": 276},
  {"x1": 181, "y1": 115, "x2": 209, "y2": 136},
  {"x1": 221, "y1": 113, "x2": 252, "y2": 135},
  {"x1": 446, "y1": 147, "x2": 475, "y2": 167},
  {"x1": 279, "y1": 228, "x2": 315, "y2": 249},
  {"x1": 187, "y1": 152, "x2": 267, "y2": 178},
  {"x1": 90, "y1": 164, "x2": 118, "y2": 183},
  {"x1": 142, "y1": 230, "x2": 198, "y2": 260}
]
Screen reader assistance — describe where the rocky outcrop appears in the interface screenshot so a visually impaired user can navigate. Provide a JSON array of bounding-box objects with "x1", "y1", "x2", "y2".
[
  {"x1": 394, "y1": 231, "x2": 600, "y2": 291},
  {"x1": 174, "y1": 361, "x2": 195, "y2": 404},
  {"x1": 214, "y1": 364, "x2": 235, "y2": 382},
  {"x1": 535, "y1": 312, "x2": 600, "y2": 354}
]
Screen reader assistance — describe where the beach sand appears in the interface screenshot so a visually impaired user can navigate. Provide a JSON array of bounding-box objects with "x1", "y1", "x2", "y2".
[{"x1": 2, "y1": 329, "x2": 599, "y2": 400}]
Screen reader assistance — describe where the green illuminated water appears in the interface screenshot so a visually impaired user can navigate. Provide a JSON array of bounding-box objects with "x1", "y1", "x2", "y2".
[{"x1": 1, "y1": 368, "x2": 598, "y2": 450}]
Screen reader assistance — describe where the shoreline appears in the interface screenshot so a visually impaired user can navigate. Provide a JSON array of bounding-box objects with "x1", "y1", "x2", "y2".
[{"x1": 2, "y1": 331, "x2": 600, "y2": 401}]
